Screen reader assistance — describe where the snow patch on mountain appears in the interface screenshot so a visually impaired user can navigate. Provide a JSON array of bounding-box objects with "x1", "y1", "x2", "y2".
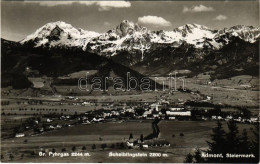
[{"x1": 20, "y1": 21, "x2": 100, "y2": 50}]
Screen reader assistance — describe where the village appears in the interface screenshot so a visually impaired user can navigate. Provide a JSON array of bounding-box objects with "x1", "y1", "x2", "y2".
[{"x1": 4, "y1": 95, "x2": 258, "y2": 141}]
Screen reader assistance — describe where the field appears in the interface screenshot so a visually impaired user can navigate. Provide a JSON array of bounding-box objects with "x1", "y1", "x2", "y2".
[
  {"x1": 1, "y1": 120, "x2": 154, "y2": 162},
  {"x1": 159, "y1": 120, "x2": 255, "y2": 149},
  {"x1": 2, "y1": 74, "x2": 259, "y2": 107},
  {"x1": 1, "y1": 120, "x2": 255, "y2": 163},
  {"x1": 185, "y1": 75, "x2": 259, "y2": 107}
]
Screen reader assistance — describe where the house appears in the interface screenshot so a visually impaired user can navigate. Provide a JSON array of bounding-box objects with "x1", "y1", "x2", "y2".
[
  {"x1": 40, "y1": 128, "x2": 44, "y2": 132},
  {"x1": 103, "y1": 112, "x2": 111, "y2": 118},
  {"x1": 127, "y1": 141, "x2": 134, "y2": 147},
  {"x1": 125, "y1": 108, "x2": 135, "y2": 113},
  {"x1": 249, "y1": 117, "x2": 259, "y2": 123},
  {"x1": 234, "y1": 117, "x2": 242, "y2": 122},
  {"x1": 150, "y1": 103, "x2": 161, "y2": 111},
  {"x1": 111, "y1": 110, "x2": 120, "y2": 116},
  {"x1": 166, "y1": 111, "x2": 191, "y2": 116},
  {"x1": 153, "y1": 114, "x2": 160, "y2": 118},
  {"x1": 143, "y1": 145, "x2": 148, "y2": 148},
  {"x1": 82, "y1": 102, "x2": 90, "y2": 105},
  {"x1": 217, "y1": 116, "x2": 223, "y2": 120},
  {"x1": 170, "y1": 107, "x2": 184, "y2": 111},
  {"x1": 56, "y1": 125, "x2": 62, "y2": 128},
  {"x1": 202, "y1": 116, "x2": 208, "y2": 120},
  {"x1": 47, "y1": 118, "x2": 53, "y2": 122},
  {"x1": 143, "y1": 110, "x2": 152, "y2": 118},
  {"x1": 168, "y1": 117, "x2": 176, "y2": 120},
  {"x1": 15, "y1": 133, "x2": 25, "y2": 138},
  {"x1": 92, "y1": 117, "x2": 104, "y2": 122},
  {"x1": 126, "y1": 138, "x2": 135, "y2": 147},
  {"x1": 159, "y1": 99, "x2": 170, "y2": 105},
  {"x1": 225, "y1": 115, "x2": 233, "y2": 121}
]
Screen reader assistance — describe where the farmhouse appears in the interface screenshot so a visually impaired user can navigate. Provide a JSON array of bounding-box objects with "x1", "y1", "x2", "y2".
[
  {"x1": 150, "y1": 103, "x2": 161, "y2": 111},
  {"x1": 170, "y1": 107, "x2": 184, "y2": 111},
  {"x1": 169, "y1": 116, "x2": 176, "y2": 120},
  {"x1": 15, "y1": 133, "x2": 25, "y2": 138},
  {"x1": 143, "y1": 110, "x2": 152, "y2": 118},
  {"x1": 249, "y1": 117, "x2": 259, "y2": 123},
  {"x1": 92, "y1": 117, "x2": 104, "y2": 122},
  {"x1": 47, "y1": 118, "x2": 53, "y2": 122},
  {"x1": 166, "y1": 111, "x2": 191, "y2": 116}
]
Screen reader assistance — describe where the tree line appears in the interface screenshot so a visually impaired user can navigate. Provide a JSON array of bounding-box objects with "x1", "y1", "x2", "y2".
[{"x1": 184, "y1": 120, "x2": 259, "y2": 163}]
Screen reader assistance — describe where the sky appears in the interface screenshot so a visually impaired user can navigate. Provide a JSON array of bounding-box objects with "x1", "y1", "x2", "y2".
[{"x1": 1, "y1": 0, "x2": 259, "y2": 41}]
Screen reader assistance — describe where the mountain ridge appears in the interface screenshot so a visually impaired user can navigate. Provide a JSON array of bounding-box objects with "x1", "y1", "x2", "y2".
[{"x1": 20, "y1": 20, "x2": 260, "y2": 56}]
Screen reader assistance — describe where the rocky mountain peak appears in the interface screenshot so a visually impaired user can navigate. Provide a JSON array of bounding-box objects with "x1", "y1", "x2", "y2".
[
  {"x1": 114, "y1": 20, "x2": 147, "y2": 37},
  {"x1": 20, "y1": 21, "x2": 100, "y2": 49}
]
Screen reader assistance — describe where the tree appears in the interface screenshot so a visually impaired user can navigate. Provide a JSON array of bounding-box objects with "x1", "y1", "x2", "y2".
[
  {"x1": 37, "y1": 117, "x2": 41, "y2": 123},
  {"x1": 52, "y1": 148, "x2": 56, "y2": 153},
  {"x1": 135, "y1": 108, "x2": 145, "y2": 116},
  {"x1": 72, "y1": 146, "x2": 76, "y2": 152},
  {"x1": 140, "y1": 134, "x2": 144, "y2": 142},
  {"x1": 110, "y1": 144, "x2": 115, "y2": 149},
  {"x1": 91, "y1": 144, "x2": 96, "y2": 151},
  {"x1": 82, "y1": 146, "x2": 86, "y2": 151},
  {"x1": 120, "y1": 142, "x2": 125, "y2": 149},
  {"x1": 226, "y1": 120, "x2": 240, "y2": 154},
  {"x1": 206, "y1": 121, "x2": 226, "y2": 162},
  {"x1": 13, "y1": 127, "x2": 20, "y2": 136},
  {"x1": 101, "y1": 144, "x2": 107, "y2": 150},
  {"x1": 129, "y1": 133, "x2": 133, "y2": 140},
  {"x1": 250, "y1": 123, "x2": 259, "y2": 163},
  {"x1": 30, "y1": 151, "x2": 36, "y2": 157},
  {"x1": 239, "y1": 108, "x2": 251, "y2": 119},
  {"x1": 61, "y1": 148, "x2": 66, "y2": 152},
  {"x1": 193, "y1": 149, "x2": 204, "y2": 163},
  {"x1": 184, "y1": 153, "x2": 193, "y2": 163},
  {"x1": 9, "y1": 154, "x2": 14, "y2": 161},
  {"x1": 239, "y1": 129, "x2": 250, "y2": 153}
]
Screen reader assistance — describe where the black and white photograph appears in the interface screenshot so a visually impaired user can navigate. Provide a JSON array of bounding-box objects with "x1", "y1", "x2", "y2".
[{"x1": 1, "y1": 0, "x2": 259, "y2": 163}]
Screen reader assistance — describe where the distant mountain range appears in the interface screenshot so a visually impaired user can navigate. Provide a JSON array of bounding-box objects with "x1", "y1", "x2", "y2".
[
  {"x1": 1, "y1": 20, "x2": 259, "y2": 90},
  {"x1": 20, "y1": 20, "x2": 259, "y2": 57}
]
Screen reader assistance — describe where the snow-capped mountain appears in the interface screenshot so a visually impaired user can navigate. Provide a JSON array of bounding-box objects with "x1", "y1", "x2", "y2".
[
  {"x1": 87, "y1": 20, "x2": 151, "y2": 58},
  {"x1": 20, "y1": 21, "x2": 100, "y2": 50},
  {"x1": 214, "y1": 25, "x2": 260, "y2": 44},
  {"x1": 20, "y1": 20, "x2": 260, "y2": 57},
  {"x1": 150, "y1": 23, "x2": 220, "y2": 49}
]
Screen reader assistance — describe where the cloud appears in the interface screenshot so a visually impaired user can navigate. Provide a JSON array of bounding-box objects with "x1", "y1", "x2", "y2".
[
  {"x1": 96, "y1": 1, "x2": 131, "y2": 11},
  {"x1": 25, "y1": 1, "x2": 131, "y2": 11},
  {"x1": 214, "y1": 14, "x2": 228, "y2": 21},
  {"x1": 183, "y1": 5, "x2": 214, "y2": 13},
  {"x1": 137, "y1": 16, "x2": 172, "y2": 27}
]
